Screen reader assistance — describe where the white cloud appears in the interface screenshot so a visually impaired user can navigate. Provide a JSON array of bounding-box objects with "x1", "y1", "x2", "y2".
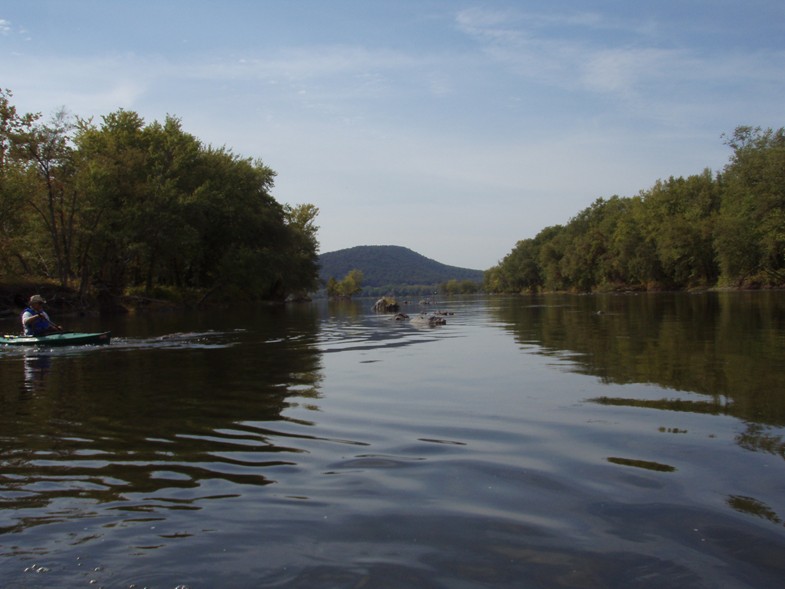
[
  {"x1": 0, "y1": 18, "x2": 11, "y2": 34},
  {"x1": 453, "y1": 6, "x2": 785, "y2": 128}
]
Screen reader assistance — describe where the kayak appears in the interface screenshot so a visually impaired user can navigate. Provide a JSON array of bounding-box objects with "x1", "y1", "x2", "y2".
[{"x1": 1, "y1": 331, "x2": 111, "y2": 347}]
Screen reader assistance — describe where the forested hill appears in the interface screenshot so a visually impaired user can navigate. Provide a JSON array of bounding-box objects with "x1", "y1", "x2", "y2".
[{"x1": 319, "y1": 246, "x2": 484, "y2": 287}]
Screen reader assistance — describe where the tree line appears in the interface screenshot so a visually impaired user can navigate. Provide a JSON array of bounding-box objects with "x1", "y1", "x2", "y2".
[
  {"x1": 0, "y1": 89, "x2": 320, "y2": 304},
  {"x1": 322, "y1": 272, "x2": 480, "y2": 299},
  {"x1": 485, "y1": 126, "x2": 785, "y2": 293}
]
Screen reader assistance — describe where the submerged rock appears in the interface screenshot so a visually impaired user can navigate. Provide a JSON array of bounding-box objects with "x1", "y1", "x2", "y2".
[
  {"x1": 373, "y1": 297, "x2": 400, "y2": 312},
  {"x1": 411, "y1": 313, "x2": 447, "y2": 327}
]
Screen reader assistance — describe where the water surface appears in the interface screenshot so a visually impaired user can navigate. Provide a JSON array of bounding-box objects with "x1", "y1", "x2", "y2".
[{"x1": 1, "y1": 294, "x2": 784, "y2": 588}]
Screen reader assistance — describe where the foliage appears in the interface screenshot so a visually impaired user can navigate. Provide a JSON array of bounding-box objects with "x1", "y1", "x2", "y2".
[
  {"x1": 486, "y1": 126, "x2": 785, "y2": 292},
  {"x1": 441, "y1": 278, "x2": 481, "y2": 294},
  {"x1": 715, "y1": 126, "x2": 785, "y2": 286},
  {"x1": 283, "y1": 203, "x2": 321, "y2": 296},
  {"x1": 0, "y1": 92, "x2": 320, "y2": 302},
  {"x1": 326, "y1": 269, "x2": 364, "y2": 298},
  {"x1": 362, "y1": 284, "x2": 440, "y2": 297}
]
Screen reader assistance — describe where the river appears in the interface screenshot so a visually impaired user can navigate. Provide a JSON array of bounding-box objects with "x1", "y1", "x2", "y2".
[{"x1": 1, "y1": 293, "x2": 784, "y2": 588}]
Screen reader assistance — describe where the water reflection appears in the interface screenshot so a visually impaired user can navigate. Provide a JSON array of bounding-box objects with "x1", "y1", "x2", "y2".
[
  {"x1": 0, "y1": 306, "x2": 325, "y2": 534},
  {"x1": 23, "y1": 353, "x2": 51, "y2": 393},
  {"x1": 728, "y1": 494, "x2": 783, "y2": 524},
  {"x1": 489, "y1": 292, "x2": 785, "y2": 426}
]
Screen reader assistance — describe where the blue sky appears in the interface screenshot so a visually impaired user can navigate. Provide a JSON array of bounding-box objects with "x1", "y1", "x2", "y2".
[{"x1": 2, "y1": 1, "x2": 783, "y2": 269}]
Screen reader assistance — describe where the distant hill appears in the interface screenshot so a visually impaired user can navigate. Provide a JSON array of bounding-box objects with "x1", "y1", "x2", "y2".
[{"x1": 318, "y1": 245, "x2": 484, "y2": 288}]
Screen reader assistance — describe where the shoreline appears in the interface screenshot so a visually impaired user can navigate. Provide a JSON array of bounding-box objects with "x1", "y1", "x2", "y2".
[
  {"x1": 2, "y1": 280, "x2": 781, "y2": 325},
  {"x1": 0, "y1": 281, "x2": 297, "y2": 327}
]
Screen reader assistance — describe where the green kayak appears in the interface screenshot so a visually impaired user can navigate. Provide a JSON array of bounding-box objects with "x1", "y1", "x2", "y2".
[{"x1": 1, "y1": 331, "x2": 111, "y2": 347}]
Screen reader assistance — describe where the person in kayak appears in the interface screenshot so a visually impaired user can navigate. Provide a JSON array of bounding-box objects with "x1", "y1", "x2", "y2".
[{"x1": 21, "y1": 295, "x2": 64, "y2": 336}]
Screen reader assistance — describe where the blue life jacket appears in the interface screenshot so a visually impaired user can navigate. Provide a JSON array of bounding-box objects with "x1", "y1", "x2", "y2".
[{"x1": 22, "y1": 306, "x2": 53, "y2": 336}]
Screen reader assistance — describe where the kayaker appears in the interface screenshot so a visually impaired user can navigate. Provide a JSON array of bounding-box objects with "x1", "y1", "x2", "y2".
[{"x1": 21, "y1": 295, "x2": 64, "y2": 336}]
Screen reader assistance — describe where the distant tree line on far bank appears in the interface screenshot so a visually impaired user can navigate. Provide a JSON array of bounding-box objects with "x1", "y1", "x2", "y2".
[
  {"x1": 0, "y1": 89, "x2": 320, "y2": 304},
  {"x1": 322, "y1": 275, "x2": 481, "y2": 299},
  {"x1": 485, "y1": 126, "x2": 785, "y2": 293}
]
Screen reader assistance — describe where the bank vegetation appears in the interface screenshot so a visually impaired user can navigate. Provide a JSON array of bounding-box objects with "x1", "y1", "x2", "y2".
[
  {"x1": 0, "y1": 89, "x2": 320, "y2": 310},
  {"x1": 486, "y1": 126, "x2": 785, "y2": 293}
]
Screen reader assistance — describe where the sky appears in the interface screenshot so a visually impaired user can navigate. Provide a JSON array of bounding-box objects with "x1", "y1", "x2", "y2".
[{"x1": 2, "y1": 1, "x2": 784, "y2": 270}]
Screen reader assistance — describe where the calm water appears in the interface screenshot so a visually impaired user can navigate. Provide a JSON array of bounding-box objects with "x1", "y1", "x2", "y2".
[{"x1": 1, "y1": 293, "x2": 785, "y2": 588}]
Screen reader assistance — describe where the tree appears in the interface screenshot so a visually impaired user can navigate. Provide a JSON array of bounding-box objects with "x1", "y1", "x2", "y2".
[
  {"x1": 497, "y1": 238, "x2": 543, "y2": 292},
  {"x1": 10, "y1": 108, "x2": 81, "y2": 286},
  {"x1": 538, "y1": 225, "x2": 569, "y2": 291},
  {"x1": 640, "y1": 171, "x2": 720, "y2": 288},
  {"x1": 716, "y1": 126, "x2": 785, "y2": 286},
  {"x1": 0, "y1": 89, "x2": 39, "y2": 274},
  {"x1": 72, "y1": 109, "x2": 151, "y2": 294},
  {"x1": 327, "y1": 269, "x2": 363, "y2": 298},
  {"x1": 71, "y1": 110, "x2": 320, "y2": 301},
  {"x1": 193, "y1": 150, "x2": 289, "y2": 299},
  {"x1": 325, "y1": 276, "x2": 339, "y2": 298},
  {"x1": 0, "y1": 93, "x2": 322, "y2": 302},
  {"x1": 135, "y1": 116, "x2": 203, "y2": 292},
  {"x1": 604, "y1": 196, "x2": 659, "y2": 288},
  {"x1": 442, "y1": 278, "x2": 481, "y2": 294},
  {"x1": 340, "y1": 269, "x2": 364, "y2": 297},
  {"x1": 557, "y1": 198, "x2": 615, "y2": 292},
  {"x1": 282, "y1": 203, "x2": 321, "y2": 295}
]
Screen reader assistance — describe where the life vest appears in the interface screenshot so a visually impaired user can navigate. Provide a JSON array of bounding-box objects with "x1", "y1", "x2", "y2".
[{"x1": 22, "y1": 306, "x2": 53, "y2": 336}]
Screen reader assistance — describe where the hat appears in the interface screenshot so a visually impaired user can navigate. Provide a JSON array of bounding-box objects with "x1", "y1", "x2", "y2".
[{"x1": 29, "y1": 294, "x2": 46, "y2": 304}]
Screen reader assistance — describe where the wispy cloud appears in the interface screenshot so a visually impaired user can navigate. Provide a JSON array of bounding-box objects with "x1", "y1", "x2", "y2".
[
  {"x1": 453, "y1": 6, "x2": 785, "y2": 126},
  {"x1": 0, "y1": 18, "x2": 12, "y2": 34}
]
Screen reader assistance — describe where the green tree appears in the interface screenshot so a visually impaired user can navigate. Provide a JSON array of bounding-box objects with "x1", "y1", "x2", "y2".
[
  {"x1": 485, "y1": 225, "x2": 563, "y2": 293},
  {"x1": 325, "y1": 276, "x2": 339, "y2": 298},
  {"x1": 327, "y1": 269, "x2": 363, "y2": 298},
  {"x1": 192, "y1": 150, "x2": 288, "y2": 299},
  {"x1": 339, "y1": 269, "x2": 363, "y2": 297},
  {"x1": 716, "y1": 126, "x2": 785, "y2": 286},
  {"x1": 504, "y1": 239, "x2": 540, "y2": 292},
  {"x1": 0, "y1": 89, "x2": 39, "y2": 274},
  {"x1": 442, "y1": 278, "x2": 480, "y2": 294},
  {"x1": 72, "y1": 109, "x2": 150, "y2": 294},
  {"x1": 70, "y1": 109, "x2": 319, "y2": 301},
  {"x1": 136, "y1": 116, "x2": 203, "y2": 292},
  {"x1": 0, "y1": 93, "x2": 321, "y2": 302},
  {"x1": 557, "y1": 198, "x2": 616, "y2": 292},
  {"x1": 10, "y1": 108, "x2": 82, "y2": 286},
  {"x1": 640, "y1": 171, "x2": 720, "y2": 288},
  {"x1": 604, "y1": 195, "x2": 659, "y2": 288},
  {"x1": 282, "y1": 203, "x2": 321, "y2": 295},
  {"x1": 483, "y1": 265, "x2": 505, "y2": 293}
]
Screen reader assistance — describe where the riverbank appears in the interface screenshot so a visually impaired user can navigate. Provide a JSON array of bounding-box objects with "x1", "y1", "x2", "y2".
[
  {"x1": 0, "y1": 281, "x2": 79, "y2": 318},
  {"x1": 0, "y1": 281, "x2": 184, "y2": 323},
  {"x1": 0, "y1": 280, "x2": 298, "y2": 325},
  {"x1": 1, "y1": 279, "x2": 772, "y2": 324}
]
